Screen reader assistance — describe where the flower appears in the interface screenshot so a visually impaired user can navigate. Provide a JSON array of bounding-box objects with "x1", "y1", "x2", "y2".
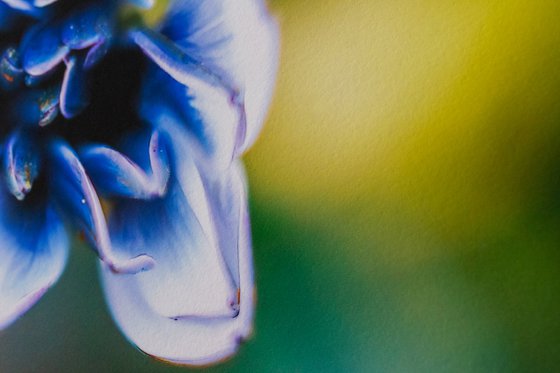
[{"x1": 0, "y1": 0, "x2": 278, "y2": 366}]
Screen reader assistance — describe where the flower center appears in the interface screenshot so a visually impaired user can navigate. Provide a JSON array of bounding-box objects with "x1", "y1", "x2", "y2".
[{"x1": 0, "y1": 2, "x2": 155, "y2": 200}]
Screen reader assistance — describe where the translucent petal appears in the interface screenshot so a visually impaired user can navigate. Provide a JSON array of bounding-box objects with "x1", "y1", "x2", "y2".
[
  {"x1": 101, "y1": 125, "x2": 237, "y2": 319},
  {"x1": 0, "y1": 191, "x2": 68, "y2": 329},
  {"x1": 100, "y1": 145, "x2": 254, "y2": 365},
  {"x1": 201, "y1": 161, "x2": 249, "y2": 289}
]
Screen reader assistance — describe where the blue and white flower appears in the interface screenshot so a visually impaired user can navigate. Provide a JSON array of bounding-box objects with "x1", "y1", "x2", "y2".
[{"x1": 0, "y1": 0, "x2": 278, "y2": 365}]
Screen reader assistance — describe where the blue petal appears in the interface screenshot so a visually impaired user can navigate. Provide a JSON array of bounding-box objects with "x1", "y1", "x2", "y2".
[
  {"x1": 0, "y1": 47, "x2": 24, "y2": 90},
  {"x1": 21, "y1": 22, "x2": 69, "y2": 76},
  {"x1": 0, "y1": 188, "x2": 68, "y2": 329},
  {"x1": 3, "y1": 130, "x2": 41, "y2": 201},
  {"x1": 139, "y1": 64, "x2": 242, "y2": 171},
  {"x1": 47, "y1": 140, "x2": 155, "y2": 274},
  {"x1": 61, "y1": 5, "x2": 112, "y2": 50},
  {"x1": 13, "y1": 85, "x2": 60, "y2": 127},
  {"x1": 60, "y1": 55, "x2": 89, "y2": 118},
  {"x1": 131, "y1": 27, "x2": 237, "y2": 94},
  {"x1": 79, "y1": 131, "x2": 170, "y2": 199},
  {"x1": 100, "y1": 123, "x2": 254, "y2": 365},
  {"x1": 159, "y1": 0, "x2": 279, "y2": 152}
]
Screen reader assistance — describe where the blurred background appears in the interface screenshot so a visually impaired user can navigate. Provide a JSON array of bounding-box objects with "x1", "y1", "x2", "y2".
[{"x1": 2, "y1": 0, "x2": 560, "y2": 371}]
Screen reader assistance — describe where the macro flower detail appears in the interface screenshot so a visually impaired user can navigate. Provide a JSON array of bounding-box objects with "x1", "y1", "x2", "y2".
[{"x1": 0, "y1": 0, "x2": 278, "y2": 366}]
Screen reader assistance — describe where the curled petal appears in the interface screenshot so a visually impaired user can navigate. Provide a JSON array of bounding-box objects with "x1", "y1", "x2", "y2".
[
  {"x1": 47, "y1": 140, "x2": 154, "y2": 274},
  {"x1": 0, "y1": 191, "x2": 68, "y2": 329},
  {"x1": 79, "y1": 131, "x2": 170, "y2": 199},
  {"x1": 100, "y1": 124, "x2": 254, "y2": 365},
  {"x1": 131, "y1": 27, "x2": 236, "y2": 94}
]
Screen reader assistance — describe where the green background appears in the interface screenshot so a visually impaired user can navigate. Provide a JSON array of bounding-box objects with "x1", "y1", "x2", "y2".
[{"x1": 2, "y1": 0, "x2": 560, "y2": 371}]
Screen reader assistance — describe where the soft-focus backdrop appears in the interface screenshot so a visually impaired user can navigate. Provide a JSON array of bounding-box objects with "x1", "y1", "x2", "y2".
[{"x1": 2, "y1": 0, "x2": 560, "y2": 371}]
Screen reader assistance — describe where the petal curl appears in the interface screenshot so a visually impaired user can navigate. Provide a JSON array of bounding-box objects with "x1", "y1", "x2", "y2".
[
  {"x1": 47, "y1": 140, "x2": 154, "y2": 274},
  {"x1": 0, "y1": 188, "x2": 68, "y2": 329},
  {"x1": 79, "y1": 131, "x2": 169, "y2": 199},
  {"x1": 100, "y1": 124, "x2": 254, "y2": 365}
]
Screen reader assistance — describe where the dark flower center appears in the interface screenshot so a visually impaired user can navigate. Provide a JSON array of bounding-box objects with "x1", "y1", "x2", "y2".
[
  {"x1": 52, "y1": 48, "x2": 146, "y2": 147},
  {"x1": 0, "y1": 1, "x2": 155, "y2": 201}
]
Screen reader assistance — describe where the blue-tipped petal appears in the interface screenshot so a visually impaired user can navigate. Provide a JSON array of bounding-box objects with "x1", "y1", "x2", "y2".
[
  {"x1": 131, "y1": 27, "x2": 236, "y2": 94},
  {"x1": 13, "y1": 85, "x2": 60, "y2": 127},
  {"x1": 0, "y1": 191, "x2": 68, "y2": 329},
  {"x1": 0, "y1": 47, "x2": 24, "y2": 90},
  {"x1": 48, "y1": 140, "x2": 155, "y2": 274},
  {"x1": 139, "y1": 62, "x2": 243, "y2": 172},
  {"x1": 60, "y1": 55, "x2": 89, "y2": 118},
  {"x1": 79, "y1": 131, "x2": 169, "y2": 199},
  {"x1": 3, "y1": 130, "x2": 41, "y2": 201},
  {"x1": 160, "y1": 0, "x2": 279, "y2": 152},
  {"x1": 21, "y1": 22, "x2": 69, "y2": 76},
  {"x1": 102, "y1": 125, "x2": 236, "y2": 318},
  {"x1": 100, "y1": 122, "x2": 253, "y2": 366},
  {"x1": 61, "y1": 5, "x2": 111, "y2": 50}
]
